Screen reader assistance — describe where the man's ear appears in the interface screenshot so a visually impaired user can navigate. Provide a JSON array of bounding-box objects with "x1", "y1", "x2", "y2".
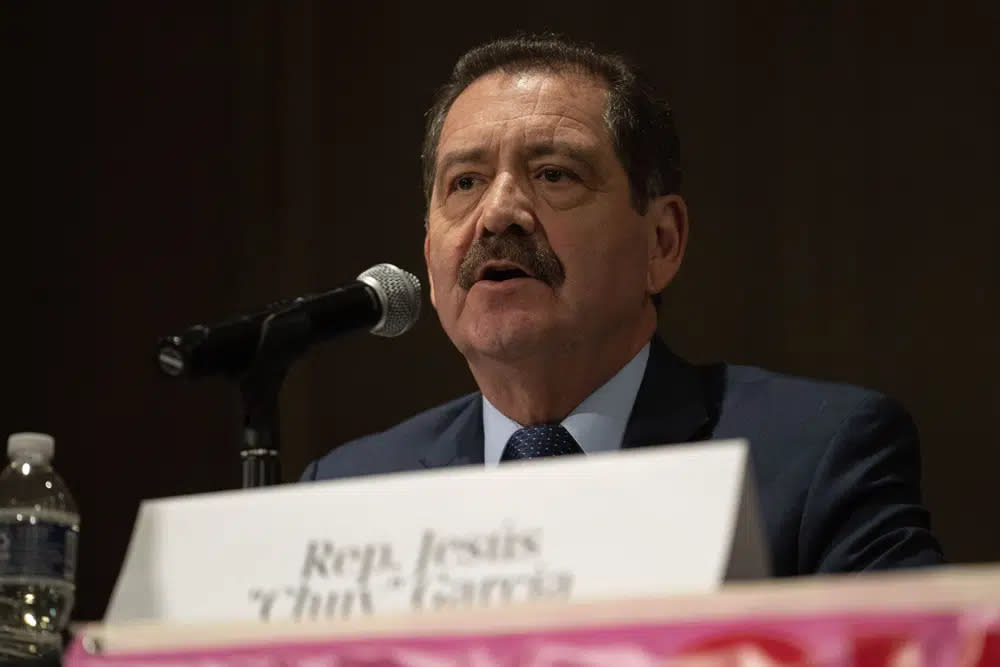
[
  {"x1": 423, "y1": 228, "x2": 437, "y2": 310},
  {"x1": 645, "y1": 193, "x2": 689, "y2": 295}
]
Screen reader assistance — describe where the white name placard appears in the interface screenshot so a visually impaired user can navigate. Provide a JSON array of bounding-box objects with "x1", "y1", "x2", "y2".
[{"x1": 106, "y1": 440, "x2": 769, "y2": 624}]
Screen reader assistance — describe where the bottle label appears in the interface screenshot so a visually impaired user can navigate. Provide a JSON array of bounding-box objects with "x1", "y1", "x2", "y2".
[{"x1": 0, "y1": 519, "x2": 78, "y2": 582}]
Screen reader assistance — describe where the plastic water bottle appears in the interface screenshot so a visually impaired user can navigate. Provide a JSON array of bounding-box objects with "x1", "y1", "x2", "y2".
[{"x1": 0, "y1": 433, "x2": 79, "y2": 659}]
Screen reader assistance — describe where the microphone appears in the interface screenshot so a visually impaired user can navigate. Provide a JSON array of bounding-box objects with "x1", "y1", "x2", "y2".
[{"x1": 156, "y1": 263, "x2": 421, "y2": 379}]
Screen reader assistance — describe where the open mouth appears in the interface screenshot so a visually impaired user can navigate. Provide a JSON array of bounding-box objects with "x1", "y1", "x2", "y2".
[{"x1": 476, "y1": 262, "x2": 537, "y2": 283}]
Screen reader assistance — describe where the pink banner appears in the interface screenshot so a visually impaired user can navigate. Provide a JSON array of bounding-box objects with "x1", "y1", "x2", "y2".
[{"x1": 65, "y1": 608, "x2": 1000, "y2": 667}]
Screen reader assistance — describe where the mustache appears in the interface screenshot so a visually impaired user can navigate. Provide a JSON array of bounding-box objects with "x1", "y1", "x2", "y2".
[{"x1": 457, "y1": 234, "x2": 566, "y2": 290}]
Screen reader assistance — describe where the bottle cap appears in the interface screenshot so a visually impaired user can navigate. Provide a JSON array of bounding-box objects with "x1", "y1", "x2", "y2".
[{"x1": 7, "y1": 432, "x2": 55, "y2": 461}]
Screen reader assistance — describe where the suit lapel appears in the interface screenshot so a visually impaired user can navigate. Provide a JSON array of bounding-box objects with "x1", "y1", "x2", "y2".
[
  {"x1": 418, "y1": 395, "x2": 485, "y2": 469},
  {"x1": 622, "y1": 337, "x2": 711, "y2": 449}
]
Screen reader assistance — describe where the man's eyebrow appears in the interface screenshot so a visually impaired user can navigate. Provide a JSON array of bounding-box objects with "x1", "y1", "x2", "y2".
[
  {"x1": 524, "y1": 141, "x2": 598, "y2": 164},
  {"x1": 436, "y1": 147, "x2": 489, "y2": 177},
  {"x1": 435, "y1": 141, "x2": 599, "y2": 180}
]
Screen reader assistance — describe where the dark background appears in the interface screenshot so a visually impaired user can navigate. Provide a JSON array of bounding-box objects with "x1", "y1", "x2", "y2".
[{"x1": 3, "y1": 1, "x2": 997, "y2": 621}]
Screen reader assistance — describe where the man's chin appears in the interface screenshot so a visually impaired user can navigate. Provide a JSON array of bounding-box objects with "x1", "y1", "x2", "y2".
[{"x1": 456, "y1": 315, "x2": 557, "y2": 362}]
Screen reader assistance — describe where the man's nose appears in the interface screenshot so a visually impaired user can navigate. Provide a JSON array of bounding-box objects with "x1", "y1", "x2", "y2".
[{"x1": 476, "y1": 173, "x2": 536, "y2": 238}]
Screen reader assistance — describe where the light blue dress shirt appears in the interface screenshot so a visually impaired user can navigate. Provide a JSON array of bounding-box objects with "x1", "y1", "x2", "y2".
[{"x1": 482, "y1": 343, "x2": 651, "y2": 465}]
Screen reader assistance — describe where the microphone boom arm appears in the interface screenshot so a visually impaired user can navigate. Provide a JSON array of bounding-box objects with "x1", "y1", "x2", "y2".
[
  {"x1": 236, "y1": 301, "x2": 314, "y2": 488},
  {"x1": 155, "y1": 263, "x2": 422, "y2": 490}
]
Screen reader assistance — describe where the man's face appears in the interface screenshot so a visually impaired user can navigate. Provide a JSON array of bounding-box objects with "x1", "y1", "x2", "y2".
[{"x1": 424, "y1": 70, "x2": 662, "y2": 363}]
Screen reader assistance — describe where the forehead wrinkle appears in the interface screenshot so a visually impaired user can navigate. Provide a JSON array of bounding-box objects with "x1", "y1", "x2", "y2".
[
  {"x1": 441, "y1": 114, "x2": 601, "y2": 168},
  {"x1": 440, "y1": 110, "x2": 592, "y2": 145},
  {"x1": 440, "y1": 72, "x2": 606, "y2": 137},
  {"x1": 436, "y1": 72, "x2": 614, "y2": 178}
]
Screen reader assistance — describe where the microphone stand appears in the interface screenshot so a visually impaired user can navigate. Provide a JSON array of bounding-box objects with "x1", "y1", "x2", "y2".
[{"x1": 235, "y1": 302, "x2": 311, "y2": 488}]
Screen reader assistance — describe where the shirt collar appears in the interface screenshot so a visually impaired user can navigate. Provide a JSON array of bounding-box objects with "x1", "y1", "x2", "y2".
[{"x1": 482, "y1": 343, "x2": 651, "y2": 465}]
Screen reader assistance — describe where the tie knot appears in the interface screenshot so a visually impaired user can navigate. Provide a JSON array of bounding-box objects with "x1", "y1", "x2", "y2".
[{"x1": 501, "y1": 424, "x2": 584, "y2": 462}]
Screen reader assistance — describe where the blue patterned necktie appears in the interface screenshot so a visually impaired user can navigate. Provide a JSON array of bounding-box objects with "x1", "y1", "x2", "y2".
[{"x1": 500, "y1": 424, "x2": 585, "y2": 462}]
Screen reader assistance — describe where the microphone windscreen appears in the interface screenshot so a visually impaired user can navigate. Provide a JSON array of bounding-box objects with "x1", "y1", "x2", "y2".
[{"x1": 357, "y1": 263, "x2": 422, "y2": 337}]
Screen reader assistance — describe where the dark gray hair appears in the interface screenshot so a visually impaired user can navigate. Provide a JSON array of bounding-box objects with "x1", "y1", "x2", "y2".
[{"x1": 421, "y1": 34, "x2": 683, "y2": 215}]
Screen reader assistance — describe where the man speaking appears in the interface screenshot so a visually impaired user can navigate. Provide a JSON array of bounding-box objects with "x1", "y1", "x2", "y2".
[{"x1": 301, "y1": 34, "x2": 943, "y2": 576}]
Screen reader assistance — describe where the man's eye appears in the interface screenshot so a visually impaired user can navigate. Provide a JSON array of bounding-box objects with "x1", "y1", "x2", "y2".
[
  {"x1": 454, "y1": 175, "x2": 478, "y2": 191},
  {"x1": 538, "y1": 168, "x2": 576, "y2": 183}
]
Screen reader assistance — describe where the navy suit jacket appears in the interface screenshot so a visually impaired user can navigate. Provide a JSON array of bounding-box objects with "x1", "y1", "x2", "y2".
[{"x1": 302, "y1": 337, "x2": 944, "y2": 576}]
